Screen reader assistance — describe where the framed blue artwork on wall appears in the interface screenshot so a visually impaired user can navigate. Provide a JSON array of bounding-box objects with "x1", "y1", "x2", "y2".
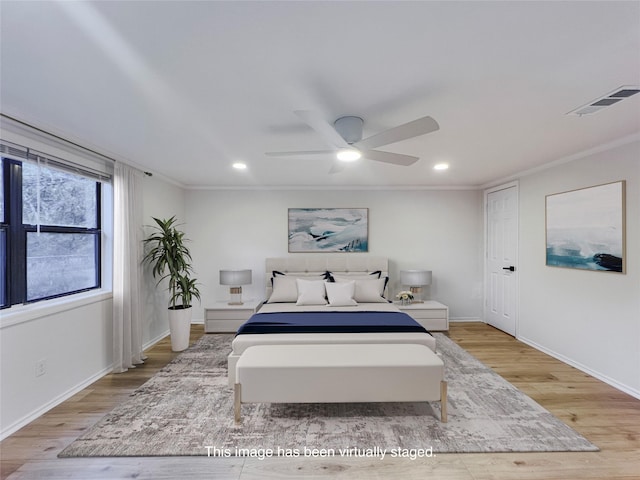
[
  {"x1": 546, "y1": 181, "x2": 625, "y2": 273},
  {"x1": 288, "y1": 208, "x2": 368, "y2": 253}
]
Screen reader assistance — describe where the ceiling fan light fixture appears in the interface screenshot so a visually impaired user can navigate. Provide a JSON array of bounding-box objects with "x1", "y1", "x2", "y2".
[
  {"x1": 336, "y1": 148, "x2": 361, "y2": 162},
  {"x1": 265, "y1": 111, "x2": 439, "y2": 169},
  {"x1": 434, "y1": 163, "x2": 449, "y2": 171}
]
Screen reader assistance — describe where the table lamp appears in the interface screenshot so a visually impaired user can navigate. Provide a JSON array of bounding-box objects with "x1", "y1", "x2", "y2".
[
  {"x1": 400, "y1": 270, "x2": 432, "y2": 303},
  {"x1": 219, "y1": 269, "x2": 252, "y2": 305}
]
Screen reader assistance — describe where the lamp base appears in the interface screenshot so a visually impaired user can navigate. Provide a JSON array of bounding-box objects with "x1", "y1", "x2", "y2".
[
  {"x1": 228, "y1": 287, "x2": 244, "y2": 305},
  {"x1": 409, "y1": 286, "x2": 425, "y2": 303}
]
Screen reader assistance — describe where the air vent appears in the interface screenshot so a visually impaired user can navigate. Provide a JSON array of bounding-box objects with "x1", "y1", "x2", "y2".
[{"x1": 567, "y1": 85, "x2": 640, "y2": 116}]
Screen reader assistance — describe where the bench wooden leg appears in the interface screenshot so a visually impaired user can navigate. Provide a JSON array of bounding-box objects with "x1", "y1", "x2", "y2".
[
  {"x1": 440, "y1": 380, "x2": 448, "y2": 423},
  {"x1": 234, "y1": 383, "x2": 241, "y2": 424}
]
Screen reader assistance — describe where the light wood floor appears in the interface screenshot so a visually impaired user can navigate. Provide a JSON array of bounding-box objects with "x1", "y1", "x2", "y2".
[{"x1": 2, "y1": 322, "x2": 639, "y2": 480}]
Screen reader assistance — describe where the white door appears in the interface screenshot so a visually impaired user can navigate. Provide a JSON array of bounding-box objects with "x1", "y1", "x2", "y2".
[{"x1": 485, "y1": 184, "x2": 518, "y2": 336}]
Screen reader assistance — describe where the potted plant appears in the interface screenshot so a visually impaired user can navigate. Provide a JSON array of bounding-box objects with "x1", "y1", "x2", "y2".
[{"x1": 143, "y1": 216, "x2": 201, "y2": 352}]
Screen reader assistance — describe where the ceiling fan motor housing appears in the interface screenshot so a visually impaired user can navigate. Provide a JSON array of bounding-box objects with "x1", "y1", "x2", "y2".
[{"x1": 334, "y1": 116, "x2": 363, "y2": 144}]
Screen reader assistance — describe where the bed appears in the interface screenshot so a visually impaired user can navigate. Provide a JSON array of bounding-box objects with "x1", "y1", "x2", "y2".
[{"x1": 227, "y1": 256, "x2": 437, "y2": 385}]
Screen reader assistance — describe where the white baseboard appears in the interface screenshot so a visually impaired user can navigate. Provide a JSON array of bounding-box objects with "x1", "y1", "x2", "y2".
[
  {"x1": 143, "y1": 329, "x2": 170, "y2": 351},
  {"x1": 1, "y1": 365, "x2": 113, "y2": 441},
  {"x1": 2, "y1": 331, "x2": 178, "y2": 441},
  {"x1": 518, "y1": 335, "x2": 640, "y2": 401},
  {"x1": 449, "y1": 317, "x2": 482, "y2": 323}
]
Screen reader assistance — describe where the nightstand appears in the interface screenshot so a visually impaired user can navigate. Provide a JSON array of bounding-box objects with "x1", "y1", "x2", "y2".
[
  {"x1": 204, "y1": 299, "x2": 262, "y2": 333},
  {"x1": 396, "y1": 300, "x2": 449, "y2": 331}
]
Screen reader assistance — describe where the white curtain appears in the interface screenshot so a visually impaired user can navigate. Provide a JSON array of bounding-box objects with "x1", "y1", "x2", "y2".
[{"x1": 112, "y1": 162, "x2": 145, "y2": 373}]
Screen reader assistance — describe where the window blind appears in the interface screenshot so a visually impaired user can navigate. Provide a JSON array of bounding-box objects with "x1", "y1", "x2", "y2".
[
  {"x1": 0, "y1": 140, "x2": 112, "y2": 183},
  {"x1": 0, "y1": 114, "x2": 115, "y2": 181}
]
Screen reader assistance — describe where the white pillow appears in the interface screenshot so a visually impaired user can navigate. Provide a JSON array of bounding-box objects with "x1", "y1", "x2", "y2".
[
  {"x1": 325, "y1": 281, "x2": 358, "y2": 306},
  {"x1": 331, "y1": 272, "x2": 381, "y2": 281},
  {"x1": 333, "y1": 277, "x2": 387, "y2": 302},
  {"x1": 296, "y1": 279, "x2": 328, "y2": 306},
  {"x1": 267, "y1": 275, "x2": 298, "y2": 302},
  {"x1": 353, "y1": 278, "x2": 388, "y2": 303},
  {"x1": 272, "y1": 271, "x2": 327, "y2": 280}
]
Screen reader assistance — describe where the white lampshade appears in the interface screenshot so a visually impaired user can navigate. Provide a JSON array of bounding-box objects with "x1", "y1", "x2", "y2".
[
  {"x1": 400, "y1": 270, "x2": 432, "y2": 287},
  {"x1": 219, "y1": 270, "x2": 252, "y2": 305},
  {"x1": 219, "y1": 269, "x2": 252, "y2": 286}
]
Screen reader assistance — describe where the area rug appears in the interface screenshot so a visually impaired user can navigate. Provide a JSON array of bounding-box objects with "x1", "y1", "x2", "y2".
[{"x1": 59, "y1": 333, "x2": 598, "y2": 457}]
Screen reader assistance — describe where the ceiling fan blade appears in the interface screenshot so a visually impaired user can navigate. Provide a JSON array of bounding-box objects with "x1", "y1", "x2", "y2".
[
  {"x1": 265, "y1": 150, "x2": 335, "y2": 157},
  {"x1": 363, "y1": 150, "x2": 419, "y2": 166},
  {"x1": 354, "y1": 116, "x2": 439, "y2": 150},
  {"x1": 294, "y1": 110, "x2": 350, "y2": 149}
]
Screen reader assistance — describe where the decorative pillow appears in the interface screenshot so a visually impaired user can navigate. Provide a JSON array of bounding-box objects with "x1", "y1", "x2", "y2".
[
  {"x1": 296, "y1": 278, "x2": 328, "y2": 306},
  {"x1": 329, "y1": 271, "x2": 381, "y2": 282},
  {"x1": 267, "y1": 271, "x2": 329, "y2": 303},
  {"x1": 332, "y1": 276, "x2": 388, "y2": 302},
  {"x1": 267, "y1": 275, "x2": 299, "y2": 303},
  {"x1": 325, "y1": 281, "x2": 358, "y2": 306},
  {"x1": 273, "y1": 271, "x2": 330, "y2": 280},
  {"x1": 352, "y1": 278, "x2": 388, "y2": 303}
]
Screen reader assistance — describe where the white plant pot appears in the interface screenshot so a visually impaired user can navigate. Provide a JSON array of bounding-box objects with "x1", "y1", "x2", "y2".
[{"x1": 168, "y1": 306, "x2": 192, "y2": 352}]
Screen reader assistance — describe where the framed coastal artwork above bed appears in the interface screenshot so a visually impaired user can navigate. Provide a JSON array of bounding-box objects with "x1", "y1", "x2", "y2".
[
  {"x1": 545, "y1": 181, "x2": 626, "y2": 273},
  {"x1": 288, "y1": 208, "x2": 368, "y2": 252}
]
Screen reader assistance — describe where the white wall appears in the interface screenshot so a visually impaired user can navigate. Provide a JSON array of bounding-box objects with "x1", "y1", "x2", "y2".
[
  {"x1": 517, "y1": 139, "x2": 640, "y2": 397},
  {"x1": 0, "y1": 295, "x2": 113, "y2": 438},
  {"x1": 185, "y1": 188, "x2": 484, "y2": 321}
]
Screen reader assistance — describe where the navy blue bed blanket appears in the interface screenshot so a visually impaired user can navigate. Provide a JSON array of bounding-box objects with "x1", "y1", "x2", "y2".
[{"x1": 235, "y1": 311, "x2": 430, "y2": 335}]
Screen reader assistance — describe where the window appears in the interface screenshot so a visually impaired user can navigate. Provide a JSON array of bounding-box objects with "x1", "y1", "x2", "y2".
[{"x1": 1, "y1": 148, "x2": 104, "y2": 307}]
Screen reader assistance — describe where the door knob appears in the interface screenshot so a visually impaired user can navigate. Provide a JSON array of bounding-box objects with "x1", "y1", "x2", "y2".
[{"x1": 502, "y1": 266, "x2": 515, "y2": 272}]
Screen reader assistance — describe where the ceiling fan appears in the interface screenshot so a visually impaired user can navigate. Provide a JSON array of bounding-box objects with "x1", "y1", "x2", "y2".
[{"x1": 265, "y1": 110, "x2": 439, "y2": 172}]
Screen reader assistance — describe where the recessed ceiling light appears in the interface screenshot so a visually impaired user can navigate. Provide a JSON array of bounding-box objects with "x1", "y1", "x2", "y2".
[
  {"x1": 434, "y1": 163, "x2": 449, "y2": 171},
  {"x1": 232, "y1": 162, "x2": 247, "y2": 170},
  {"x1": 336, "y1": 148, "x2": 361, "y2": 162}
]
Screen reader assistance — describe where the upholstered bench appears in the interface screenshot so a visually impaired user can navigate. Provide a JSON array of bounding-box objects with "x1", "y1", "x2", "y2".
[{"x1": 234, "y1": 343, "x2": 447, "y2": 423}]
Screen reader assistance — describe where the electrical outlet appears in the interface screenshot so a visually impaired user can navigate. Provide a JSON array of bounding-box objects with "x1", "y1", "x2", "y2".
[{"x1": 35, "y1": 358, "x2": 46, "y2": 377}]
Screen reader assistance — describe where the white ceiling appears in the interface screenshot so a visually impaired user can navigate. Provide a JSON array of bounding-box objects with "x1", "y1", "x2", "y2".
[{"x1": 1, "y1": 1, "x2": 639, "y2": 188}]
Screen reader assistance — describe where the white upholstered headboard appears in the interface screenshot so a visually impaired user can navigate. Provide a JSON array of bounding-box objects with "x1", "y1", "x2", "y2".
[{"x1": 265, "y1": 256, "x2": 389, "y2": 297}]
